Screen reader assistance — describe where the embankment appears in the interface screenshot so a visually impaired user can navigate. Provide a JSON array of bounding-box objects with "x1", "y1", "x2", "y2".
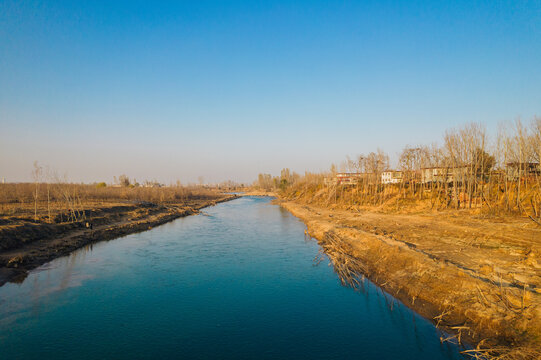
[
  {"x1": 240, "y1": 190, "x2": 278, "y2": 197},
  {"x1": 0, "y1": 195, "x2": 238, "y2": 286},
  {"x1": 280, "y1": 200, "x2": 541, "y2": 358}
]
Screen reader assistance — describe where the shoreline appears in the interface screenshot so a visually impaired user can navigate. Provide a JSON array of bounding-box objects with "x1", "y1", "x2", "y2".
[
  {"x1": 239, "y1": 190, "x2": 278, "y2": 197},
  {"x1": 279, "y1": 199, "x2": 541, "y2": 357},
  {"x1": 0, "y1": 194, "x2": 239, "y2": 287}
]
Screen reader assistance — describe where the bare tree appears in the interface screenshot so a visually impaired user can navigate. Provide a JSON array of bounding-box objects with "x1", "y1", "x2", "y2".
[
  {"x1": 118, "y1": 174, "x2": 131, "y2": 187},
  {"x1": 531, "y1": 117, "x2": 541, "y2": 220},
  {"x1": 44, "y1": 165, "x2": 54, "y2": 223},
  {"x1": 263, "y1": 117, "x2": 541, "y2": 224},
  {"x1": 32, "y1": 161, "x2": 43, "y2": 221}
]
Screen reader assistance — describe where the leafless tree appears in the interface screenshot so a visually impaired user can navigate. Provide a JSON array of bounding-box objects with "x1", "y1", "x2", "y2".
[
  {"x1": 32, "y1": 161, "x2": 43, "y2": 221},
  {"x1": 118, "y1": 174, "x2": 131, "y2": 187}
]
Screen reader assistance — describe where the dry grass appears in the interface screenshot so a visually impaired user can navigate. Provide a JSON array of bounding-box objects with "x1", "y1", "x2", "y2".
[
  {"x1": 283, "y1": 200, "x2": 541, "y2": 360},
  {"x1": 282, "y1": 181, "x2": 541, "y2": 222},
  {"x1": 0, "y1": 183, "x2": 222, "y2": 221},
  {"x1": 462, "y1": 344, "x2": 541, "y2": 360}
]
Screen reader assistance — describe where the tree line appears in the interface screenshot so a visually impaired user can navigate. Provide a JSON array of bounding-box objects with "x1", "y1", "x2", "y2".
[
  {"x1": 0, "y1": 167, "x2": 221, "y2": 223},
  {"x1": 259, "y1": 118, "x2": 541, "y2": 223}
]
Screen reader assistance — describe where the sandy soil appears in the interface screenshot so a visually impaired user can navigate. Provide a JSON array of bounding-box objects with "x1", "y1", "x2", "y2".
[
  {"x1": 280, "y1": 200, "x2": 541, "y2": 357},
  {"x1": 240, "y1": 190, "x2": 278, "y2": 197},
  {"x1": 0, "y1": 195, "x2": 238, "y2": 286}
]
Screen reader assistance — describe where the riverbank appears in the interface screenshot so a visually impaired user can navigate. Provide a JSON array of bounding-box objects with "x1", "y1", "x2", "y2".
[
  {"x1": 240, "y1": 190, "x2": 278, "y2": 197},
  {"x1": 0, "y1": 195, "x2": 466, "y2": 359},
  {"x1": 280, "y1": 200, "x2": 541, "y2": 358},
  {"x1": 0, "y1": 194, "x2": 238, "y2": 286}
]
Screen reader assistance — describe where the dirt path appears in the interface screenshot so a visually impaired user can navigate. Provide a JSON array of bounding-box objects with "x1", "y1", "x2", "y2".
[
  {"x1": 281, "y1": 200, "x2": 541, "y2": 358},
  {"x1": 0, "y1": 195, "x2": 238, "y2": 286}
]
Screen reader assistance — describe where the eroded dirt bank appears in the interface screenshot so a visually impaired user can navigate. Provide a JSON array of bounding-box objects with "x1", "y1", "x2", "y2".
[
  {"x1": 240, "y1": 190, "x2": 278, "y2": 197},
  {"x1": 0, "y1": 195, "x2": 238, "y2": 286},
  {"x1": 280, "y1": 200, "x2": 541, "y2": 358}
]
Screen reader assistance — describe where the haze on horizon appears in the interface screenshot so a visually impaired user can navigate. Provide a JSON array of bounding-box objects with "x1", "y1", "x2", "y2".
[{"x1": 1, "y1": 0, "x2": 540, "y2": 184}]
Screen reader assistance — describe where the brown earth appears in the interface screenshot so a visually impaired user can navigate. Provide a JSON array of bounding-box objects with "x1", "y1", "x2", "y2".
[
  {"x1": 240, "y1": 190, "x2": 278, "y2": 197},
  {"x1": 280, "y1": 200, "x2": 541, "y2": 358},
  {"x1": 0, "y1": 194, "x2": 238, "y2": 286}
]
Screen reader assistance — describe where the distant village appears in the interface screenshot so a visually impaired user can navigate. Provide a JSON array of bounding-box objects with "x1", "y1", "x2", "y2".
[{"x1": 329, "y1": 162, "x2": 541, "y2": 186}]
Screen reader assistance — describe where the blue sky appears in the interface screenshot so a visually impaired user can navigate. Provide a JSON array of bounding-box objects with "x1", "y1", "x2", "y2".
[{"x1": 1, "y1": 0, "x2": 540, "y2": 183}]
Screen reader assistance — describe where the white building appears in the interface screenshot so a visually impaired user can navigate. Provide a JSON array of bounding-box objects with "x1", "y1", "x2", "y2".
[{"x1": 381, "y1": 171, "x2": 403, "y2": 184}]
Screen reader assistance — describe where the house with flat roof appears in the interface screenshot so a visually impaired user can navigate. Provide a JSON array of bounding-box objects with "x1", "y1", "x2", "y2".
[
  {"x1": 421, "y1": 167, "x2": 454, "y2": 184},
  {"x1": 335, "y1": 172, "x2": 364, "y2": 185},
  {"x1": 381, "y1": 171, "x2": 403, "y2": 184},
  {"x1": 506, "y1": 162, "x2": 540, "y2": 181}
]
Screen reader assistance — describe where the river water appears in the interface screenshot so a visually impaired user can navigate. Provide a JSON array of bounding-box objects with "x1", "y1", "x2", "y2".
[{"x1": 0, "y1": 196, "x2": 464, "y2": 359}]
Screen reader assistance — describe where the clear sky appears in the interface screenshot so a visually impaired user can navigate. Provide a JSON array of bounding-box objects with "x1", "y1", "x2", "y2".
[{"x1": 1, "y1": 0, "x2": 540, "y2": 184}]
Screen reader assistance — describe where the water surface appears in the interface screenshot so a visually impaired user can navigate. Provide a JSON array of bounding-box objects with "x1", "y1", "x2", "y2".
[{"x1": 0, "y1": 196, "x2": 464, "y2": 359}]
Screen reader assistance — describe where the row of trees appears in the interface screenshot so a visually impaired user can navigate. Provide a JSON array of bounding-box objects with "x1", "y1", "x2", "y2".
[
  {"x1": 255, "y1": 168, "x2": 301, "y2": 191},
  {"x1": 276, "y1": 118, "x2": 541, "y2": 222},
  {"x1": 0, "y1": 168, "x2": 221, "y2": 223}
]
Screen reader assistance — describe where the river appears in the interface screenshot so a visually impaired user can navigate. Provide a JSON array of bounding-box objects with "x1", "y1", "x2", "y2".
[{"x1": 0, "y1": 196, "x2": 464, "y2": 359}]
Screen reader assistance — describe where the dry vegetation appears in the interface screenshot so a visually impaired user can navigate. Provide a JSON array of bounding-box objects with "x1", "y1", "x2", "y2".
[
  {"x1": 261, "y1": 119, "x2": 541, "y2": 359},
  {"x1": 0, "y1": 175, "x2": 236, "y2": 285},
  {"x1": 0, "y1": 181, "x2": 222, "y2": 223},
  {"x1": 283, "y1": 201, "x2": 541, "y2": 359},
  {"x1": 261, "y1": 118, "x2": 541, "y2": 224}
]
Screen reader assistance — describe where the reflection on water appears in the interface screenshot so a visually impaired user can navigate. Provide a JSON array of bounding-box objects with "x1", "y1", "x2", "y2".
[{"x1": 0, "y1": 197, "x2": 465, "y2": 359}]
